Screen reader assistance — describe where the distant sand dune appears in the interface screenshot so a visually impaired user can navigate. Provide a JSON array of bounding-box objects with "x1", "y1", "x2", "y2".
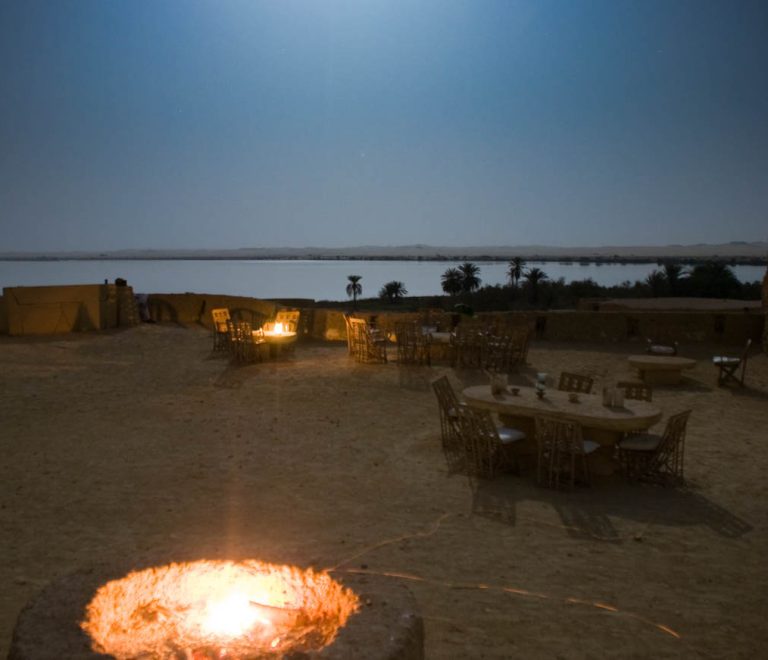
[{"x1": 2, "y1": 241, "x2": 767, "y2": 261}]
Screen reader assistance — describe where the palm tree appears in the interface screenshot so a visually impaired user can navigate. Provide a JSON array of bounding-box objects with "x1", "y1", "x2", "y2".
[
  {"x1": 645, "y1": 270, "x2": 666, "y2": 297},
  {"x1": 379, "y1": 280, "x2": 408, "y2": 303},
  {"x1": 662, "y1": 262, "x2": 687, "y2": 296},
  {"x1": 507, "y1": 257, "x2": 525, "y2": 287},
  {"x1": 441, "y1": 268, "x2": 462, "y2": 297},
  {"x1": 523, "y1": 267, "x2": 548, "y2": 303},
  {"x1": 346, "y1": 275, "x2": 362, "y2": 309},
  {"x1": 687, "y1": 262, "x2": 741, "y2": 298},
  {"x1": 458, "y1": 262, "x2": 481, "y2": 293}
]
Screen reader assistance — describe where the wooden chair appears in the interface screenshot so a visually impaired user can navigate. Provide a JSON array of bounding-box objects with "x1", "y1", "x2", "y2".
[
  {"x1": 395, "y1": 322, "x2": 430, "y2": 365},
  {"x1": 457, "y1": 406, "x2": 525, "y2": 479},
  {"x1": 713, "y1": 339, "x2": 752, "y2": 387},
  {"x1": 210, "y1": 308, "x2": 231, "y2": 352},
  {"x1": 535, "y1": 416, "x2": 599, "y2": 489},
  {"x1": 617, "y1": 410, "x2": 692, "y2": 485},
  {"x1": 557, "y1": 372, "x2": 594, "y2": 394},
  {"x1": 616, "y1": 381, "x2": 653, "y2": 402},
  {"x1": 348, "y1": 317, "x2": 387, "y2": 363}
]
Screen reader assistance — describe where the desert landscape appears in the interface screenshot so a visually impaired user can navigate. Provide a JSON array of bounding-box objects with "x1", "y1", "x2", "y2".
[{"x1": 1, "y1": 323, "x2": 766, "y2": 658}]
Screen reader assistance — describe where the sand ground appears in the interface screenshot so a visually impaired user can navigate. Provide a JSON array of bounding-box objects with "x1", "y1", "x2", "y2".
[{"x1": 1, "y1": 324, "x2": 767, "y2": 659}]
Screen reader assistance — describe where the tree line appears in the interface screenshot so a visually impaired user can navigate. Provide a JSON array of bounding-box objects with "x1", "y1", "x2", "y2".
[{"x1": 341, "y1": 259, "x2": 762, "y2": 312}]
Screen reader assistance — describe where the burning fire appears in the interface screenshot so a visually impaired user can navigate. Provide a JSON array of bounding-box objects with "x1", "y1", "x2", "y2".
[
  {"x1": 273, "y1": 322, "x2": 285, "y2": 335},
  {"x1": 81, "y1": 560, "x2": 359, "y2": 659}
]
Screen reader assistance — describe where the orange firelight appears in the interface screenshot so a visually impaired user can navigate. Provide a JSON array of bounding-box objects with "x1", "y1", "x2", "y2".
[{"x1": 81, "y1": 560, "x2": 358, "y2": 659}]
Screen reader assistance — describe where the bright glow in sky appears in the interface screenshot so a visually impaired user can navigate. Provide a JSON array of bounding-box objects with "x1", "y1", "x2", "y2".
[{"x1": 1, "y1": 0, "x2": 766, "y2": 251}]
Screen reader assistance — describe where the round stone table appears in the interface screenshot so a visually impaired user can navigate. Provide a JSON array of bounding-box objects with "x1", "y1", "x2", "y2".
[{"x1": 627, "y1": 354, "x2": 697, "y2": 385}]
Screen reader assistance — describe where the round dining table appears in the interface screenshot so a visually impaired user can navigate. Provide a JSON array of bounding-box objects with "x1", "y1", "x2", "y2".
[{"x1": 462, "y1": 384, "x2": 663, "y2": 475}]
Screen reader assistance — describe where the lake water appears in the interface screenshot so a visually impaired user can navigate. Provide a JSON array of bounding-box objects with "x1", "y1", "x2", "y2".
[{"x1": 0, "y1": 259, "x2": 764, "y2": 302}]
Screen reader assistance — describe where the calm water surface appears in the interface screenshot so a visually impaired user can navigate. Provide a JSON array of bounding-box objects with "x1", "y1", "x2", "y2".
[{"x1": 0, "y1": 260, "x2": 764, "y2": 301}]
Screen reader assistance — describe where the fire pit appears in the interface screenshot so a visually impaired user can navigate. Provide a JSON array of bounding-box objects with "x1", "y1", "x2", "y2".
[
  {"x1": 9, "y1": 560, "x2": 423, "y2": 659},
  {"x1": 255, "y1": 322, "x2": 298, "y2": 358},
  {"x1": 259, "y1": 322, "x2": 297, "y2": 343}
]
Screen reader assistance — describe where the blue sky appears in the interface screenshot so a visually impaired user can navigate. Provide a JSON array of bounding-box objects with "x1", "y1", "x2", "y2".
[{"x1": 1, "y1": 0, "x2": 766, "y2": 251}]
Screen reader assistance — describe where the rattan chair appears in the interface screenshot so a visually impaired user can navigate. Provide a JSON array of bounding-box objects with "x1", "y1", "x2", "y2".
[
  {"x1": 483, "y1": 333, "x2": 516, "y2": 373},
  {"x1": 616, "y1": 381, "x2": 653, "y2": 402},
  {"x1": 457, "y1": 406, "x2": 525, "y2": 479},
  {"x1": 211, "y1": 308, "x2": 231, "y2": 352},
  {"x1": 557, "y1": 372, "x2": 594, "y2": 394},
  {"x1": 229, "y1": 320, "x2": 265, "y2": 364},
  {"x1": 348, "y1": 317, "x2": 387, "y2": 363},
  {"x1": 507, "y1": 326, "x2": 533, "y2": 368},
  {"x1": 431, "y1": 376, "x2": 465, "y2": 468},
  {"x1": 617, "y1": 410, "x2": 691, "y2": 485},
  {"x1": 343, "y1": 314, "x2": 355, "y2": 355},
  {"x1": 395, "y1": 322, "x2": 430, "y2": 365},
  {"x1": 451, "y1": 322, "x2": 485, "y2": 368},
  {"x1": 535, "y1": 416, "x2": 599, "y2": 489},
  {"x1": 713, "y1": 339, "x2": 752, "y2": 387}
]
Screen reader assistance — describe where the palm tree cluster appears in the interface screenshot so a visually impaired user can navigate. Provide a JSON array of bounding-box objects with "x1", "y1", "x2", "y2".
[
  {"x1": 643, "y1": 262, "x2": 744, "y2": 298},
  {"x1": 379, "y1": 280, "x2": 408, "y2": 303},
  {"x1": 467, "y1": 260, "x2": 756, "y2": 312},
  {"x1": 340, "y1": 259, "x2": 757, "y2": 314},
  {"x1": 441, "y1": 262, "x2": 482, "y2": 296}
]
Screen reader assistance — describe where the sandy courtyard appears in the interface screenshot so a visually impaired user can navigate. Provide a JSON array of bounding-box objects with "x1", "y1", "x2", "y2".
[{"x1": 1, "y1": 324, "x2": 767, "y2": 658}]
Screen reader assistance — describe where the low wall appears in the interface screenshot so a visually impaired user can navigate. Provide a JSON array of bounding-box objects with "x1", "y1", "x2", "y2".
[
  {"x1": 2, "y1": 285, "x2": 137, "y2": 336},
  {"x1": 306, "y1": 308, "x2": 765, "y2": 347},
  {"x1": 146, "y1": 293, "x2": 278, "y2": 329},
  {"x1": 4, "y1": 288, "x2": 763, "y2": 349}
]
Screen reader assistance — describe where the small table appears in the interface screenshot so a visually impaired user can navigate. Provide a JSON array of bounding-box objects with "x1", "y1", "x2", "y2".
[
  {"x1": 627, "y1": 355, "x2": 696, "y2": 385},
  {"x1": 462, "y1": 385, "x2": 662, "y2": 475}
]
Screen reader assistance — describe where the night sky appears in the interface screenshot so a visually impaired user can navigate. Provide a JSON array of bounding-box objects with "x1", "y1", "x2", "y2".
[{"x1": 1, "y1": 0, "x2": 766, "y2": 251}]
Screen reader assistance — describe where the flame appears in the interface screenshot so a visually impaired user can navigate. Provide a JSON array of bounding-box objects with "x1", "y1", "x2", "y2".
[
  {"x1": 81, "y1": 560, "x2": 358, "y2": 659},
  {"x1": 273, "y1": 322, "x2": 284, "y2": 334},
  {"x1": 202, "y1": 591, "x2": 271, "y2": 637}
]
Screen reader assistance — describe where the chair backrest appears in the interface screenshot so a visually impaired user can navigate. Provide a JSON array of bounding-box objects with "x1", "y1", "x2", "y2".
[
  {"x1": 558, "y1": 372, "x2": 594, "y2": 394},
  {"x1": 431, "y1": 375, "x2": 460, "y2": 414},
  {"x1": 394, "y1": 321, "x2": 418, "y2": 343},
  {"x1": 394, "y1": 321, "x2": 420, "y2": 363},
  {"x1": 211, "y1": 308, "x2": 231, "y2": 331},
  {"x1": 650, "y1": 410, "x2": 692, "y2": 478},
  {"x1": 343, "y1": 314, "x2": 355, "y2": 353},
  {"x1": 534, "y1": 415, "x2": 584, "y2": 454},
  {"x1": 457, "y1": 405, "x2": 501, "y2": 478},
  {"x1": 616, "y1": 380, "x2": 653, "y2": 402},
  {"x1": 274, "y1": 309, "x2": 300, "y2": 332},
  {"x1": 347, "y1": 317, "x2": 386, "y2": 362},
  {"x1": 740, "y1": 338, "x2": 753, "y2": 382},
  {"x1": 227, "y1": 320, "x2": 254, "y2": 362}
]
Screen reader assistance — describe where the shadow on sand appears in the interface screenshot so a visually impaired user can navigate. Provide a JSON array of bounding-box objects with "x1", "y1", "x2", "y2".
[{"x1": 466, "y1": 474, "x2": 753, "y2": 543}]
